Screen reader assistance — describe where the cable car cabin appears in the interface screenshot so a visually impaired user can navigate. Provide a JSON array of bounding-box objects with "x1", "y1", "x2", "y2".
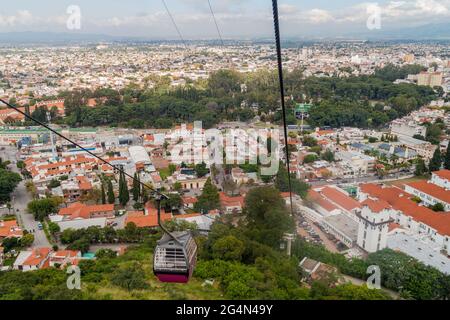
[{"x1": 153, "y1": 231, "x2": 197, "y2": 283}]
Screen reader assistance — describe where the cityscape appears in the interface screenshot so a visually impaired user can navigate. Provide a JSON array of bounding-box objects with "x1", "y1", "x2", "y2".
[{"x1": 1, "y1": 0, "x2": 450, "y2": 305}]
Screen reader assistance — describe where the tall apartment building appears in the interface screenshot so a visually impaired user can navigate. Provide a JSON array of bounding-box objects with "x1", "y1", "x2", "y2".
[{"x1": 417, "y1": 72, "x2": 443, "y2": 87}]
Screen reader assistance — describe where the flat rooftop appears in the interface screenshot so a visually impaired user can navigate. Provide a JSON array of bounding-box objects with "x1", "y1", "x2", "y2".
[
  {"x1": 387, "y1": 232, "x2": 450, "y2": 275},
  {"x1": 323, "y1": 213, "x2": 358, "y2": 241}
]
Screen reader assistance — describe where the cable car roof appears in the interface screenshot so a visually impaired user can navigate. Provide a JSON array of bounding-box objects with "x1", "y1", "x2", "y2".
[{"x1": 157, "y1": 231, "x2": 193, "y2": 248}]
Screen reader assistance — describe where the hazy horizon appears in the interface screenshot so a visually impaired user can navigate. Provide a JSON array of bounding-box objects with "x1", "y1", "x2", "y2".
[{"x1": 0, "y1": 1, "x2": 450, "y2": 40}]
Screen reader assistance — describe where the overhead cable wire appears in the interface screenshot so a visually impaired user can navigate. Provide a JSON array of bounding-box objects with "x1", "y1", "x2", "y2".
[
  {"x1": 271, "y1": 0, "x2": 294, "y2": 216},
  {"x1": 207, "y1": 0, "x2": 224, "y2": 46},
  {"x1": 0, "y1": 99, "x2": 233, "y2": 229},
  {"x1": 0, "y1": 96, "x2": 279, "y2": 232},
  {"x1": 161, "y1": 0, "x2": 188, "y2": 48},
  {"x1": 0, "y1": 98, "x2": 173, "y2": 203}
]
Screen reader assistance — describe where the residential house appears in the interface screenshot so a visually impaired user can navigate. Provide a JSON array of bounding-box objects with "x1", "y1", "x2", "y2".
[{"x1": 13, "y1": 247, "x2": 52, "y2": 272}]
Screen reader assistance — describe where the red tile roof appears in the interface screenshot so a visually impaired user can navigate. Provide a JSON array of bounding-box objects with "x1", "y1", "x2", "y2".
[
  {"x1": 360, "y1": 183, "x2": 450, "y2": 236},
  {"x1": 59, "y1": 202, "x2": 114, "y2": 219},
  {"x1": 433, "y1": 169, "x2": 450, "y2": 181},
  {"x1": 76, "y1": 176, "x2": 92, "y2": 191},
  {"x1": 125, "y1": 209, "x2": 172, "y2": 228},
  {"x1": 23, "y1": 247, "x2": 51, "y2": 266},
  {"x1": 407, "y1": 180, "x2": 450, "y2": 204},
  {"x1": 308, "y1": 189, "x2": 340, "y2": 212},
  {"x1": 182, "y1": 196, "x2": 198, "y2": 204},
  {"x1": 0, "y1": 220, "x2": 23, "y2": 238},
  {"x1": 320, "y1": 186, "x2": 361, "y2": 211},
  {"x1": 361, "y1": 198, "x2": 391, "y2": 213},
  {"x1": 219, "y1": 192, "x2": 245, "y2": 208}
]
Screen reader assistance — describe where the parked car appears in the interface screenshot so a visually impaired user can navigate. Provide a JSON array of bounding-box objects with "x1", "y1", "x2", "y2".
[{"x1": 37, "y1": 222, "x2": 43, "y2": 230}]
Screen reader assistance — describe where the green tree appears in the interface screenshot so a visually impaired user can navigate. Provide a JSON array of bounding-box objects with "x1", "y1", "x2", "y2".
[
  {"x1": 118, "y1": 171, "x2": 130, "y2": 206},
  {"x1": 429, "y1": 148, "x2": 442, "y2": 173},
  {"x1": 212, "y1": 235, "x2": 245, "y2": 261},
  {"x1": 275, "y1": 163, "x2": 310, "y2": 199},
  {"x1": 48, "y1": 179, "x2": 61, "y2": 189},
  {"x1": 107, "y1": 179, "x2": 115, "y2": 204},
  {"x1": 194, "y1": 178, "x2": 220, "y2": 213},
  {"x1": 132, "y1": 173, "x2": 140, "y2": 202},
  {"x1": 415, "y1": 158, "x2": 427, "y2": 176},
  {"x1": 195, "y1": 162, "x2": 209, "y2": 178},
  {"x1": 20, "y1": 233, "x2": 35, "y2": 247},
  {"x1": 101, "y1": 182, "x2": 106, "y2": 205},
  {"x1": 430, "y1": 202, "x2": 445, "y2": 212},
  {"x1": 67, "y1": 238, "x2": 90, "y2": 253},
  {"x1": 0, "y1": 168, "x2": 22, "y2": 203},
  {"x1": 48, "y1": 221, "x2": 61, "y2": 235},
  {"x1": 161, "y1": 193, "x2": 183, "y2": 211},
  {"x1": 27, "y1": 197, "x2": 63, "y2": 221},
  {"x1": 96, "y1": 248, "x2": 117, "y2": 259},
  {"x1": 302, "y1": 135, "x2": 318, "y2": 147},
  {"x1": 304, "y1": 154, "x2": 318, "y2": 164},
  {"x1": 321, "y1": 149, "x2": 335, "y2": 162},
  {"x1": 444, "y1": 143, "x2": 450, "y2": 170},
  {"x1": 111, "y1": 262, "x2": 148, "y2": 291},
  {"x1": 243, "y1": 186, "x2": 294, "y2": 247}
]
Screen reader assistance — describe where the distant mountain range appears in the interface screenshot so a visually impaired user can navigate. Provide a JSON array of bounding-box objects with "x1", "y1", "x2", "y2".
[
  {"x1": 355, "y1": 22, "x2": 450, "y2": 40},
  {"x1": 0, "y1": 32, "x2": 142, "y2": 45},
  {"x1": 0, "y1": 23, "x2": 449, "y2": 45}
]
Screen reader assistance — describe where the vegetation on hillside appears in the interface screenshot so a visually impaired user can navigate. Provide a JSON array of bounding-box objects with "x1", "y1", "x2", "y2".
[{"x1": 13, "y1": 64, "x2": 437, "y2": 131}]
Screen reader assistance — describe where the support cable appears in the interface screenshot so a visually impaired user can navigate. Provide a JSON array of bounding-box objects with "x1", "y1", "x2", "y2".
[{"x1": 271, "y1": 0, "x2": 294, "y2": 216}]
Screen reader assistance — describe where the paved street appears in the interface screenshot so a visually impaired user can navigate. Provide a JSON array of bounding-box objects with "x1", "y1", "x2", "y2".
[{"x1": 3, "y1": 145, "x2": 50, "y2": 248}]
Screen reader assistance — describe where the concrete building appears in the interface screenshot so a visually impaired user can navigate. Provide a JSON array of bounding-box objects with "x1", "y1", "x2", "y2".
[
  {"x1": 335, "y1": 150, "x2": 375, "y2": 175},
  {"x1": 405, "y1": 178, "x2": 450, "y2": 211},
  {"x1": 417, "y1": 72, "x2": 443, "y2": 87},
  {"x1": 357, "y1": 199, "x2": 392, "y2": 253},
  {"x1": 322, "y1": 213, "x2": 358, "y2": 248},
  {"x1": 387, "y1": 231, "x2": 450, "y2": 274},
  {"x1": 390, "y1": 120, "x2": 427, "y2": 138}
]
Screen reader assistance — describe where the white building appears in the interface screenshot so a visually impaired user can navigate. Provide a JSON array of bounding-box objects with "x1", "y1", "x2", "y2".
[
  {"x1": 13, "y1": 247, "x2": 52, "y2": 272},
  {"x1": 335, "y1": 150, "x2": 375, "y2": 175},
  {"x1": 387, "y1": 231, "x2": 450, "y2": 274},
  {"x1": 128, "y1": 146, "x2": 151, "y2": 166},
  {"x1": 430, "y1": 170, "x2": 450, "y2": 189},
  {"x1": 405, "y1": 171, "x2": 450, "y2": 211},
  {"x1": 357, "y1": 199, "x2": 392, "y2": 253},
  {"x1": 391, "y1": 120, "x2": 427, "y2": 138}
]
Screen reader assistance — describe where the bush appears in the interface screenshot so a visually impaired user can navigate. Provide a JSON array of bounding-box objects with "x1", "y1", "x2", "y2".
[
  {"x1": 303, "y1": 154, "x2": 318, "y2": 164},
  {"x1": 111, "y1": 262, "x2": 148, "y2": 291}
]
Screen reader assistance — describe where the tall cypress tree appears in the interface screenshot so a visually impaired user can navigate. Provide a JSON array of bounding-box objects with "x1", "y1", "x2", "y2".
[
  {"x1": 132, "y1": 172, "x2": 140, "y2": 202},
  {"x1": 101, "y1": 181, "x2": 106, "y2": 204},
  {"x1": 429, "y1": 148, "x2": 442, "y2": 173},
  {"x1": 142, "y1": 186, "x2": 149, "y2": 205},
  {"x1": 444, "y1": 143, "x2": 450, "y2": 170},
  {"x1": 107, "y1": 179, "x2": 115, "y2": 204},
  {"x1": 119, "y1": 171, "x2": 129, "y2": 206}
]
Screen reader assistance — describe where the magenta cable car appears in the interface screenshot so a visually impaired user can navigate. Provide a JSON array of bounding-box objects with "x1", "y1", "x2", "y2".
[{"x1": 153, "y1": 231, "x2": 197, "y2": 283}]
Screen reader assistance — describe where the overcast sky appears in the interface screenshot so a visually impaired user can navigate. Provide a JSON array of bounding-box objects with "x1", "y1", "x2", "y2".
[{"x1": 0, "y1": 0, "x2": 449, "y2": 39}]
